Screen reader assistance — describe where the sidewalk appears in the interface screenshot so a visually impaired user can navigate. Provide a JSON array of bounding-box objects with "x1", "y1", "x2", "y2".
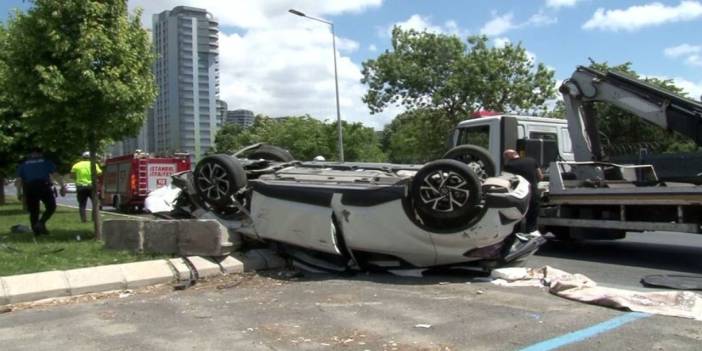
[{"x1": 0, "y1": 249, "x2": 286, "y2": 306}]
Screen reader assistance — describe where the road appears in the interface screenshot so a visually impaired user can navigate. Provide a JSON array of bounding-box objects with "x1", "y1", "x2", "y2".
[{"x1": 1, "y1": 270, "x2": 699, "y2": 350}]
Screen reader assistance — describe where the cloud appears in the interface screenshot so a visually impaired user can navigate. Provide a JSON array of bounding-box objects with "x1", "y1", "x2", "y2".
[
  {"x1": 384, "y1": 14, "x2": 468, "y2": 37},
  {"x1": 127, "y1": 0, "x2": 397, "y2": 130},
  {"x1": 130, "y1": 0, "x2": 382, "y2": 29},
  {"x1": 686, "y1": 55, "x2": 702, "y2": 66},
  {"x1": 664, "y1": 43, "x2": 702, "y2": 67},
  {"x1": 493, "y1": 37, "x2": 511, "y2": 48},
  {"x1": 664, "y1": 43, "x2": 702, "y2": 57},
  {"x1": 545, "y1": 0, "x2": 581, "y2": 9},
  {"x1": 671, "y1": 77, "x2": 702, "y2": 99},
  {"x1": 480, "y1": 13, "x2": 516, "y2": 36},
  {"x1": 582, "y1": 1, "x2": 702, "y2": 31},
  {"x1": 527, "y1": 11, "x2": 558, "y2": 26},
  {"x1": 480, "y1": 11, "x2": 556, "y2": 36},
  {"x1": 368, "y1": 44, "x2": 377, "y2": 52}
]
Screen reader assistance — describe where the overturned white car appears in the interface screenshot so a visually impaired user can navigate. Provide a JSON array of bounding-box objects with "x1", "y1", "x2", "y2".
[{"x1": 168, "y1": 144, "x2": 542, "y2": 272}]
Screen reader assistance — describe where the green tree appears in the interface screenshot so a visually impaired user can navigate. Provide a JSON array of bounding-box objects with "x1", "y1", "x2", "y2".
[
  {"x1": 381, "y1": 108, "x2": 453, "y2": 163},
  {"x1": 0, "y1": 0, "x2": 157, "y2": 238},
  {"x1": 214, "y1": 116, "x2": 386, "y2": 162},
  {"x1": 362, "y1": 28, "x2": 556, "y2": 128}
]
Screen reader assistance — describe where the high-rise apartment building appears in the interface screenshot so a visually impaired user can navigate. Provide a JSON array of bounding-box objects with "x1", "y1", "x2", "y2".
[
  {"x1": 216, "y1": 99, "x2": 228, "y2": 127},
  {"x1": 225, "y1": 109, "x2": 255, "y2": 128},
  {"x1": 151, "y1": 6, "x2": 220, "y2": 160}
]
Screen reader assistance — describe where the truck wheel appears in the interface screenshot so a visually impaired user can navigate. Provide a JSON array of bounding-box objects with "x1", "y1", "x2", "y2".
[
  {"x1": 194, "y1": 155, "x2": 247, "y2": 211},
  {"x1": 248, "y1": 145, "x2": 294, "y2": 162},
  {"x1": 411, "y1": 160, "x2": 482, "y2": 226},
  {"x1": 443, "y1": 145, "x2": 496, "y2": 180}
]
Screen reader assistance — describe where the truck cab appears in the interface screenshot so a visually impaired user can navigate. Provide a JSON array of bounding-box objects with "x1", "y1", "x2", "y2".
[{"x1": 451, "y1": 114, "x2": 574, "y2": 172}]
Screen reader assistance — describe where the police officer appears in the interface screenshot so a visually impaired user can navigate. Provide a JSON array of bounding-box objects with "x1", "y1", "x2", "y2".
[{"x1": 16, "y1": 147, "x2": 62, "y2": 235}]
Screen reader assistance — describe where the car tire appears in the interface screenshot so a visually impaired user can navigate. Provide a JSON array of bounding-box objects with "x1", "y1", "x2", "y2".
[
  {"x1": 248, "y1": 145, "x2": 294, "y2": 162},
  {"x1": 442, "y1": 145, "x2": 496, "y2": 180},
  {"x1": 194, "y1": 154, "x2": 247, "y2": 211},
  {"x1": 410, "y1": 159, "x2": 482, "y2": 226}
]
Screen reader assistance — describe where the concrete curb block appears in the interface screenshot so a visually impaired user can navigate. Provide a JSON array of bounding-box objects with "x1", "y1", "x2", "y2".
[
  {"x1": 66, "y1": 265, "x2": 126, "y2": 295},
  {"x1": 1, "y1": 271, "x2": 71, "y2": 304},
  {"x1": 120, "y1": 260, "x2": 175, "y2": 290},
  {"x1": 167, "y1": 258, "x2": 194, "y2": 282},
  {"x1": 186, "y1": 256, "x2": 223, "y2": 278},
  {"x1": 0, "y1": 251, "x2": 282, "y2": 306},
  {"x1": 215, "y1": 256, "x2": 244, "y2": 274}
]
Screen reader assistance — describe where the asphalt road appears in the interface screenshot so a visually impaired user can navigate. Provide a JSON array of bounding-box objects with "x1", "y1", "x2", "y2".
[{"x1": 1, "y1": 271, "x2": 699, "y2": 350}]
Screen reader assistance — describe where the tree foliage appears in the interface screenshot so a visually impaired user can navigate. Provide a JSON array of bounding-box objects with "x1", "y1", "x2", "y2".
[
  {"x1": 215, "y1": 116, "x2": 386, "y2": 162},
  {"x1": 0, "y1": 0, "x2": 156, "y2": 234},
  {"x1": 362, "y1": 28, "x2": 556, "y2": 127},
  {"x1": 0, "y1": 0, "x2": 156, "y2": 153},
  {"x1": 381, "y1": 108, "x2": 453, "y2": 164}
]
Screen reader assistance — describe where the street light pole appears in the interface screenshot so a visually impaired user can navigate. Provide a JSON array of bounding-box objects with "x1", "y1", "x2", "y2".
[{"x1": 289, "y1": 9, "x2": 344, "y2": 162}]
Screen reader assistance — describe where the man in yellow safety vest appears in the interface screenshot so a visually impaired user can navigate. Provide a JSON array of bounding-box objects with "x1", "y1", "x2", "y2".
[{"x1": 70, "y1": 151, "x2": 102, "y2": 222}]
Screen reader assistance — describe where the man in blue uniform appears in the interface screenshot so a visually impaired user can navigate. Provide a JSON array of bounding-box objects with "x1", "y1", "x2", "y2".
[{"x1": 16, "y1": 148, "x2": 62, "y2": 235}]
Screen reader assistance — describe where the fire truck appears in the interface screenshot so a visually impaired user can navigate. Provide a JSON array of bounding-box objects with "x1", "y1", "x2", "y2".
[{"x1": 102, "y1": 152, "x2": 190, "y2": 212}]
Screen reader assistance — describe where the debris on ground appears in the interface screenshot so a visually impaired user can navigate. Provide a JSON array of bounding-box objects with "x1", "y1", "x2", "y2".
[
  {"x1": 118, "y1": 290, "x2": 135, "y2": 298},
  {"x1": 414, "y1": 324, "x2": 432, "y2": 328},
  {"x1": 491, "y1": 266, "x2": 702, "y2": 320},
  {"x1": 10, "y1": 224, "x2": 31, "y2": 234}
]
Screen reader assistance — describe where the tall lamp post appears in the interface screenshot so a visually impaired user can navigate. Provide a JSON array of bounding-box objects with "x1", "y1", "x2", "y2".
[{"x1": 289, "y1": 9, "x2": 344, "y2": 162}]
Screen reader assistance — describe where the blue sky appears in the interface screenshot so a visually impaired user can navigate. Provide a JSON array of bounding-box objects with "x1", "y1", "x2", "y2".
[{"x1": 1, "y1": 0, "x2": 701, "y2": 129}]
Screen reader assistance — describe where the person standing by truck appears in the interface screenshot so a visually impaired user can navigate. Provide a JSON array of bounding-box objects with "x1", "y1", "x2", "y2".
[
  {"x1": 503, "y1": 149, "x2": 543, "y2": 237},
  {"x1": 71, "y1": 151, "x2": 102, "y2": 222}
]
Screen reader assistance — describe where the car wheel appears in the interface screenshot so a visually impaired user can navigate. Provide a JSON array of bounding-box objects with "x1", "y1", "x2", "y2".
[
  {"x1": 248, "y1": 145, "x2": 294, "y2": 162},
  {"x1": 411, "y1": 159, "x2": 482, "y2": 225},
  {"x1": 194, "y1": 154, "x2": 247, "y2": 211},
  {"x1": 442, "y1": 145, "x2": 496, "y2": 180}
]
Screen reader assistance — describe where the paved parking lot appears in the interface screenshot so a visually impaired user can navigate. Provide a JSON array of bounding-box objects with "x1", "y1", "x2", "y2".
[{"x1": 1, "y1": 270, "x2": 699, "y2": 350}]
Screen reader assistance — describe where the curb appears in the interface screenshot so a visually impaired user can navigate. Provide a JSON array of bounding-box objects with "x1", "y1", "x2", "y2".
[{"x1": 0, "y1": 249, "x2": 285, "y2": 306}]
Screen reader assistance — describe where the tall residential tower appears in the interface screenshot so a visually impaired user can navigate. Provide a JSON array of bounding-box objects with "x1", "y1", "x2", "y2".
[{"x1": 152, "y1": 6, "x2": 220, "y2": 159}]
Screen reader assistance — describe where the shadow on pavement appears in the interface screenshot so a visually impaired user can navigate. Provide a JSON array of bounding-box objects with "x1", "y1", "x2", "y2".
[{"x1": 535, "y1": 238, "x2": 702, "y2": 274}]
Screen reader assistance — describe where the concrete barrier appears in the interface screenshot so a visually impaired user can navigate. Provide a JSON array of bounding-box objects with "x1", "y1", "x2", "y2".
[
  {"x1": 177, "y1": 220, "x2": 232, "y2": 256},
  {"x1": 143, "y1": 220, "x2": 179, "y2": 254},
  {"x1": 104, "y1": 219, "x2": 233, "y2": 257},
  {"x1": 104, "y1": 220, "x2": 144, "y2": 252}
]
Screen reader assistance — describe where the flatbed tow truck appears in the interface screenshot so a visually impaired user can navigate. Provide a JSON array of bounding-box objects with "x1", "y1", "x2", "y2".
[
  {"x1": 449, "y1": 66, "x2": 702, "y2": 239},
  {"x1": 539, "y1": 66, "x2": 702, "y2": 238}
]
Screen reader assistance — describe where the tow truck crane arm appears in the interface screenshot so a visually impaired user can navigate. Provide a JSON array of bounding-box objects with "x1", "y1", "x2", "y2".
[{"x1": 559, "y1": 66, "x2": 702, "y2": 162}]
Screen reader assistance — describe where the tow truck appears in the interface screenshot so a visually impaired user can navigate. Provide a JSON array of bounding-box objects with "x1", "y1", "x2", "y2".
[{"x1": 449, "y1": 66, "x2": 702, "y2": 239}]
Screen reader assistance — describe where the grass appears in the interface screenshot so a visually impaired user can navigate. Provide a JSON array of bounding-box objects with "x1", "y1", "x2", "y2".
[{"x1": 0, "y1": 199, "x2": 166, "y2": 277}]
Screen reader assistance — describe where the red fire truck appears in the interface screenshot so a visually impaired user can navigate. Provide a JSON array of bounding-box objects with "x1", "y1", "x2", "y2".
[{"x1": 102, "y1": 152, "x2": 190, "y2": 212}]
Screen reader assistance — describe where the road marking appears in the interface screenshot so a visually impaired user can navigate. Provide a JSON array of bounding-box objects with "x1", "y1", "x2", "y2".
[{"x1": 519, "y1": 312, "x2": 651, "y2": 351}]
